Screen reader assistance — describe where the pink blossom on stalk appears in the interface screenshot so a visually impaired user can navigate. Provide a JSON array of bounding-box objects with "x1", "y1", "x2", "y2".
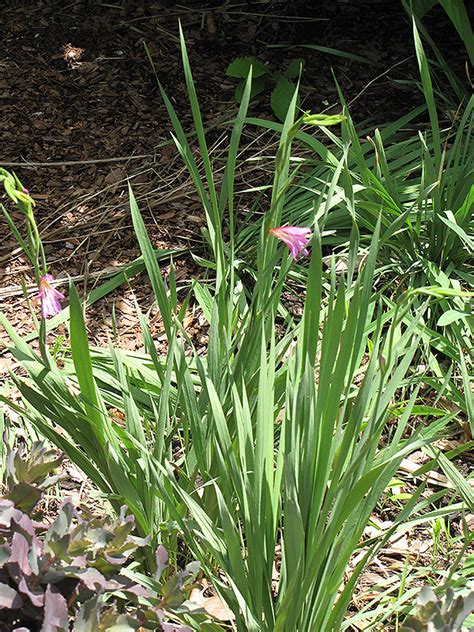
[
  {"x1": 269, "y1": 225, "x2": 312, "y2": 259},
  {"x1": 38, "y1": 274, "x2": 64, "y2": 318}
]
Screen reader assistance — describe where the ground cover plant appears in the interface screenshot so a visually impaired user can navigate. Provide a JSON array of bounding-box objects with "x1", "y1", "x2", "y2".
[
  {"x1": 0, "y1": 441, "x2": 202, "y2": 631},
  {"x1": 1, "y1": 6, "x2": 473, "y2": 632}
]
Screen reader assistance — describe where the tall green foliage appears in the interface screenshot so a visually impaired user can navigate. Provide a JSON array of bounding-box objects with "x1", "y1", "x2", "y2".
[{"x1": 0, "y1": 27, "x2": 471, "y2": 632}]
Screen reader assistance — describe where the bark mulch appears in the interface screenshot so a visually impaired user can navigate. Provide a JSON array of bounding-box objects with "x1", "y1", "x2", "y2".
[{"x1": 1, "y1": 0, "x2": 443, "y2": 352}]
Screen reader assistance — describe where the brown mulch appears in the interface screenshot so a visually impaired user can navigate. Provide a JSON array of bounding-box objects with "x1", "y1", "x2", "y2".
[{"x1": 1, "y1": 0, "x2": 448, "y2": 354}]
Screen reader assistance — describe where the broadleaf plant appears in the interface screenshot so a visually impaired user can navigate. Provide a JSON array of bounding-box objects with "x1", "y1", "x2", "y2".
[{"x1": 226, "y1": 55, "x2": 305, "y2": 121}]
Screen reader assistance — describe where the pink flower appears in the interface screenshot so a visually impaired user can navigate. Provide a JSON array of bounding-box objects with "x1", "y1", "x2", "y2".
[
  {"x1": 38, "y1": 274, "x2": 64, "y2": 318},
  {"x1": 269, "y1": 225, "x2": 312, "y2": 259}
]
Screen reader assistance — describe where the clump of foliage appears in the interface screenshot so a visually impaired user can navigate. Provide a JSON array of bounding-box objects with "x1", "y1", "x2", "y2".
[
  {"x1": 0, "y1": 442, "x2": 200, "y2": 631},
  {"x1": 226, "y1": 55, "x2": 304, "y2": 120},
  {"x1": 401, "y1": 586, "x2": 474, "y2": 632},
  {"x1": 1, "y1": 19, "x2": 472, "y2": 632}
]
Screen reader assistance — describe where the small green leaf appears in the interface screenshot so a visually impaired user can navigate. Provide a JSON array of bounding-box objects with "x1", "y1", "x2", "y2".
[
  {"x1": 5, "y1": 483, "x2": 42, "y2": 513},
  {"x1": 192, "y1": 280, "x2": 213, "y2": 323},
  {"x1": 437, "y1": 309, "x2": 470, "y2": 326},
  {"x1": 271, "y1": 78, "x2": 298, "y2": 122},
  {"x1": 235, "y1": 75, "x2": 267, "y2": 103},
  {"x1": 285, "y1": 58, "x2": 305, "y2": 79},
  {"x1": 303, "y1": 113, "x2": 346, "y2": 127},
  {"x1": 227, "y1": 56, "x2": 268, "y2": 78}
]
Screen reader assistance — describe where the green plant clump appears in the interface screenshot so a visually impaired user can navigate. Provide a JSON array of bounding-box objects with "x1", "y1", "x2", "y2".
[{"x1": 0, "y1": 12, "x2": 472, "y2": 632}]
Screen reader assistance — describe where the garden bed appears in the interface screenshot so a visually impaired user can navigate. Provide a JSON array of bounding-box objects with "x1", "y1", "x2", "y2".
[{"x1": 1, "y1": 1, "x2": 472, "y2": 630}]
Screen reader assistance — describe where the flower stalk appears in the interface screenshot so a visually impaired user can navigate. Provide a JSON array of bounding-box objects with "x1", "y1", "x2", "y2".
[{"x1": 1, "y1": 168, "x2": 63, "y2": 318}]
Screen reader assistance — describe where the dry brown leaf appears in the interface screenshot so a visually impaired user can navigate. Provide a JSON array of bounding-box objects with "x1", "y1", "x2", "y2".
[
  {"x1": 189, "y1": 589, "x2": 235, "y2": 622},
  {"x1": 158, "y1": 210, "x2": 176, "y2": 220},
  {"x1": 434, "y1": 438, "x2": 465, "y2": 451},
  {"x1": 115, "y1": 300, "x2": 134, "y2": 315},
  {"x1": 406, "y1": 450, "x2": 430, "y2": 465},
  {"x1": 182, "y1": 313, "x2": 193, "y2": 329},
  {"x1": 399, "y1": 458, "x2": 451, "y2": 487}
]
